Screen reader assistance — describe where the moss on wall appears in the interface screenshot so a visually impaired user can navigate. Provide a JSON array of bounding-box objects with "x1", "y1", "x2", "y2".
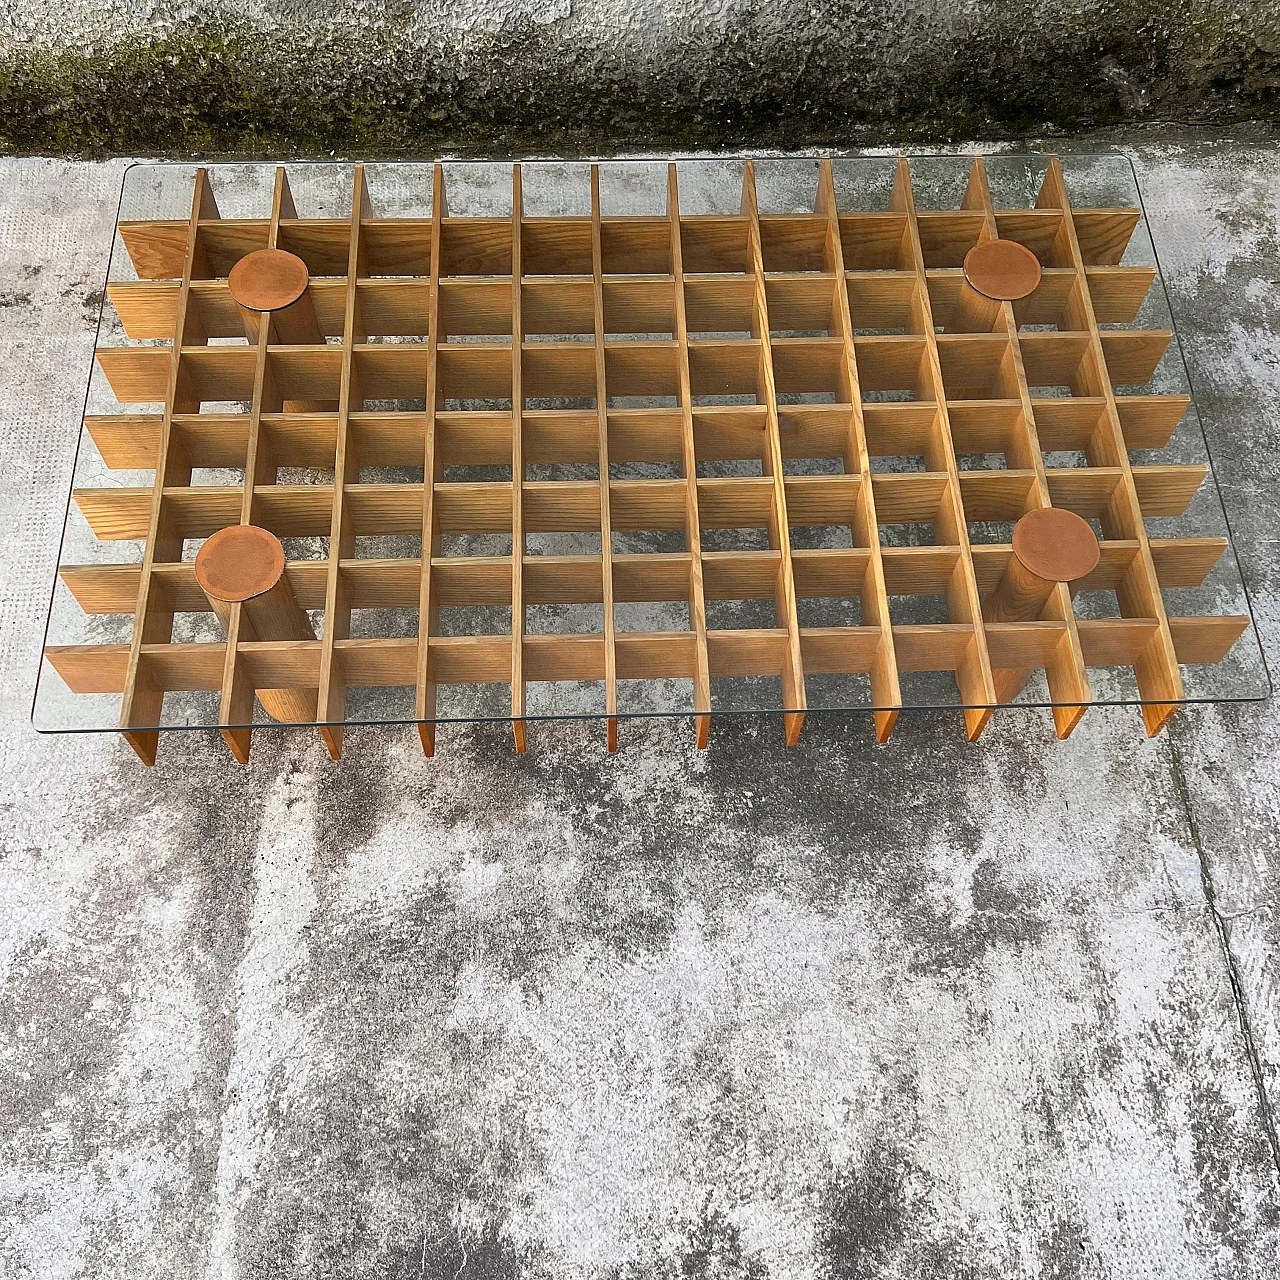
[{"x1": 0, "y1": 6, "x2": 1276, "y2": 156}]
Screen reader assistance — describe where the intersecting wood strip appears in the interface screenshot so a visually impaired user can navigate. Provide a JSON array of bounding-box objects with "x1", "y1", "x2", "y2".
[
  {"x1": 415, "y1": 163, "x2": 446, "y2": 757},
  {"x1": 116, "y1": 168, "x2": 216, "y2": 766},
  {"x1": 591, "y1": 165, "x2": 620, "y2": 751},
  {"x1": 666, "y1": 163, "x2": 714, "y2": 747},
  {"x1": 44, "y1": 156, "x2": 1259, "y2": 764},
  {"x1": 892, "y1": 157, "x2": 997, "y2": 741},
  {"x1": 961, "y1": 156, "x2": 1091, "y2": 738},
  {"x1": 217, "y1": 165, "x2": 297, "y2": 763},
  {"x1": 1039, "y1": 158, "x2": 1184, "y2": 734}
]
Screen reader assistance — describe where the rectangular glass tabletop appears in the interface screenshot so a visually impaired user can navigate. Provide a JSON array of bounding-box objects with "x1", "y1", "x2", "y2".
[{"x1": 34, "y1": 154, "x2": 1270, "y2": 759}]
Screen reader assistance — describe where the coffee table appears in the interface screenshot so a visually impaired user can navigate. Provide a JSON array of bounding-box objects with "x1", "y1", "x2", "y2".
[{"x1": 35, "y1": 155, "x2": 1269, "y2": 763}]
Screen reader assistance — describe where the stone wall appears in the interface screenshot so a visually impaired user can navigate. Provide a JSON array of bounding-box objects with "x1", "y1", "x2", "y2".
[{"x1": 1, "y1": 2, "x2": 1277, "y2": 156}]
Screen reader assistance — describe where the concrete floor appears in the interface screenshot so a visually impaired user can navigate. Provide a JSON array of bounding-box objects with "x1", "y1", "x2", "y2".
[{"x1": 1, "y1": 126, "x2": 1279, "y2": 1278}]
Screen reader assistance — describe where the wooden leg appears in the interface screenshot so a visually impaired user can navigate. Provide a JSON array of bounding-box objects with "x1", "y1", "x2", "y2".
[
  {"x1": 874, "y1": 710, "x2": 898, "y2": 744},
  {"x1": 195, "y1": 525, "x2": 320, "y2": 727}
]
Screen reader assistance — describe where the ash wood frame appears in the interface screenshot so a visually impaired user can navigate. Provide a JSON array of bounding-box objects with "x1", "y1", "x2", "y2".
[{"x1": 42, "y1": 156, "x2": 1255, "y2": 764}]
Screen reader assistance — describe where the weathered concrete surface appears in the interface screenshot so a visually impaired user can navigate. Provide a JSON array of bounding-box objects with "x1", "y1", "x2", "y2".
[
  {"x1": 1123, "y1": 128, "x2": 1280, "y2": 1158},
  {"x1": 2, "y1": 127, "x2": 1280, "y2": 1277},
  {"x1": 0, "y1": 2, "x2": 1279, "y2": 155}
]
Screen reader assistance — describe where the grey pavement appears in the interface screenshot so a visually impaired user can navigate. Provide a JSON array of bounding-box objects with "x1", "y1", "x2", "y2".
[{"x1": 1, "y1": 126, "x2": 1279, "y2": 1279}]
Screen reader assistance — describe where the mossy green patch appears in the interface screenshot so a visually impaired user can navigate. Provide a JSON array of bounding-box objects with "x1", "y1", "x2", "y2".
[{"x1": 0, "y1": 9, "x2": 1276, "y2": 157}]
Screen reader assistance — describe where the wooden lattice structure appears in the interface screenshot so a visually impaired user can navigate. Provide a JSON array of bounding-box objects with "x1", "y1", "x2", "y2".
[{"x1": 40, "y1": 156, "x2": 1261, "y2": 764}]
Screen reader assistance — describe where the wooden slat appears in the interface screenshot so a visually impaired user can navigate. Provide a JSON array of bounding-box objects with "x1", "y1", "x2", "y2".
[
  {"x1": 962, "y1": 155, "x2": 1092, "y2": 736},
  {"x1": 137, "y1": 643, "x2": 235, "y2": 692},
  {"x1": 703, "y1": 549, "x2": 782, "y2": 600},
  {"x1": 511, "y1": 167, "x2": 527, "y2": 750},
  {"x1": 782, "y1": 473, "x2": 863, "y2": 526},
  {"x1": 792, "y1": 547, "x2": 872, "y2": 598},
  {"x1": 44, "y1": 643, "x2": 131, "y2": 693},
  {"x1": 107, "y1": 280, "x2": 181, "y2": 339},
  {"x1": 431, "y1": 556, "x2": 509, "y2": 606},
  {"x1": 1099, "y1": 329, "x2": 1172, "y2": 387},
  {"x1": 705, "y1": 627, "x2": 789, "y2": 677},
  {"x1": 315, "y1": 164, "x2": 371, "y2": 760},
  {"x1": 211, "y1": 174, "x2": 289, "y2": 760},
  {"x1": 591, "y1": 166, "x2": 620, "y2": 749},
  {"x1": 1031, "y1": 398, "x2": 1107, "y2": 453},
  {"x1": 522, "y1": 555, "x2": 603, "y2": 604},
  {"x1": 428, "y1": 635, "x2": 512, "y2": 684},
  {"x1": 615, "y1": 630, "x2": 697, "y2": 680},
  {"x1": 1149, "y1": 537, "x2": 1227, "y2": 588},
  {"x1": 1168, "y1": 615, "x2": 1250, "y2": 665},
  {"x1": 235, "y1": 639, "x2": 322, "y2": 687},
  {"x1": 1132, "y1": 463, "x2": 1208, "y2": 517},
  {"x1": 118, "y1": 221, "x2": 189, "y2": 279},
  {"x1": 880, "y1": 545, "x2": 961, "y2": 595},
  {"x1": 1086, "y1": 266, "x2": 1156, "y2": 324},
  {"x1": 984, "y1": 621, "x2": 1070, "y2": 669},
  {"x1": 416, "y1": 164, "x2": 447, "y2": 754},
  {"x1": 1076, "y1": 618, "x2": 1160, "y2": 667},
  {"x1": 1115, "y1": 394, "x2": 1190, "y2": 450},
  {"x1": 742, "y1": 161, "x2": 806, "y2": 744},
  {"x1": 892, "y1": 623, "x2": 974, "y2": 672},
  {"x1": 524, "y1": 633, "x2": 605, "y2": 682},
  {"x1": 73, "y1": 487, "x2": 155, "y2": 539},
  {"x1": 335, "y1": 638, "x2": 416, "y2": 688},
  {"x1": 971, "y1": 540, "x2": 1141, "y2": 595},
  {"x1": 799, "y1": 626, "x2": 882, "y2": 674},
  {"x1": 694, "y1": 476, "x2": 774, "y2": 528},
  {"x1": 56, "y1": 557, "x2": 328, "y2": 614},
  {"x1": 117, "y1": 168, "x2": 217, "y2": 765},
  {"x1": 613, "y1": 552, "x2": 692, "y2": 602},
  {"x1": 84, "y1": 414, "x2": 166, "y2": 468},
  {"x1": 869, "y1": 472, "x2": 951, "y2": 524},
  {"x1": 216, "y1": 167, "x2": 314, "y2": 760},
  {"x1": 1071, "y1": 208, "x2": 1142, "y2": 266},
  {"x1": 1039, "y1": 158, "x2": 1183, "y2": 734},
  {"x1": 895, "y1": 158, "x2": 996, "y2": 739},
  {"x1": 670, "y1": 174, "x2": 728, "y2": 746},
  {"x1": 194, "y1": 220, "x2": 272, "y2": 276},
  {"x1": 433, "y1": 482, "x2": 512, "y2": 532},
  {"x1": 95, "y1": 346, "x2": 172, "y2": 403}
]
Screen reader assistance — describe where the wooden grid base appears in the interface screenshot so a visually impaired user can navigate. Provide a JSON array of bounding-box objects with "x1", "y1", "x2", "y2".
[{"x1": 43, "y1": 156, "x2": 1253, "y2": 764}]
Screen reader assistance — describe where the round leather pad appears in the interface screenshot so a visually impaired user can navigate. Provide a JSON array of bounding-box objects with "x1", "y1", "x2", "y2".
[
  {"x1": 228, "y1": 248, "x2": 310, "y2": 313},
  {"x1": 1012, "y1": 508, "x2": 1101, "y2": 583},
  {"x1": 963, "y1": 238, "x2": 1043, "y2": 301},
  {"x1": 195, "y1": 525, "x2": 286, "y2": 603}
]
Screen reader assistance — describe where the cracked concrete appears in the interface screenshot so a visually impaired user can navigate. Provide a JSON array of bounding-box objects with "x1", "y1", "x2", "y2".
[{"x1": 1, "y1": 125, "x2": 1280, "y2": 1277}]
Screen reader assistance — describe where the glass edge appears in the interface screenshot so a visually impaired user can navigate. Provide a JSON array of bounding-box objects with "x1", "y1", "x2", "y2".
[{"x1": 31, "y1": 686, "x2": 1276, "y2": 738}]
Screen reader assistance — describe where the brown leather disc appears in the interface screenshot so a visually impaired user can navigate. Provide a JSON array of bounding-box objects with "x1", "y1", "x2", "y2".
[
  {"x1": 962, "y1": 238, "x2": 1043, "y2": 301},
  {"x1": 194, "y1": 525, "x2": 286, "y2": 603},
  {"x1": 227, "y1": 248, "x2": 310, "y2": 312},
  {"x1": 1012, "y1": 508, "x2": 1100, "y2": 583}
]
